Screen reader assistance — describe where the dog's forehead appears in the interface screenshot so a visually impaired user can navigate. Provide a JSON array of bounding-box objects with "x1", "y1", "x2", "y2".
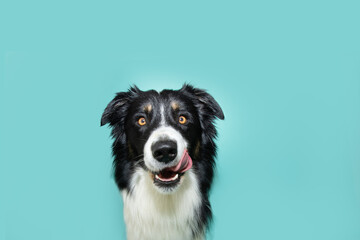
[{"x1": 135, "y1": 89, "x2": 190, "y2": 111}]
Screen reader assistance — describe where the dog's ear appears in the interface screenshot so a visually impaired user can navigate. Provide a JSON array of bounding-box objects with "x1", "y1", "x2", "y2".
[
  {"x1": 181, "y1": 84, "x2": 224, "y2": 120},
  {"x1": 100, "y1": 86, "x2": 140, "y2": 126}
]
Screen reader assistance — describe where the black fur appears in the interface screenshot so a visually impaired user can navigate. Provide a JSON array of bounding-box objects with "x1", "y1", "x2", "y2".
[{"x1": 101, "y1": 84, "x2": 224, "y2": 237}]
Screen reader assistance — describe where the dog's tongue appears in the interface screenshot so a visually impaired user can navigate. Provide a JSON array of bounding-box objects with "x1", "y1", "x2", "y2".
[{"x1": 170, "y1": 149, "x2": 193, "y2": 173}]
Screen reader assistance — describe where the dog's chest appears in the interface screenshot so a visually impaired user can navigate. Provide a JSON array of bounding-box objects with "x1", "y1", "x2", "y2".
[{"x1": 122, "y1": 169, "x2": 202, "y2": 240}]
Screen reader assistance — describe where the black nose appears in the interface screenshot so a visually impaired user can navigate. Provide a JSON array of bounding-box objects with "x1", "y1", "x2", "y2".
[{"x1": 151, "y1": 140, "x2": 177, "y2": 163}]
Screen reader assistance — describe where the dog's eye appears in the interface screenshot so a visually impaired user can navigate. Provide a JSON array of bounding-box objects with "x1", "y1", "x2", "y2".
[
  {"x1": 179, "y1": 116, "x2": 187, "y2": 124},
  {"x1": 138, "y1": 117, "x2": 147, "y2": 126}
]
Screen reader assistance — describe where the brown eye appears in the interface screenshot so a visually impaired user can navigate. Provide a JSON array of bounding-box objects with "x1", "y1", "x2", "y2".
[
  {"x1": 179, "y1": 116, "x2": 187, "y2": 124},
  {"x1": 138, "y1": 117, "x2": 146, "y2": 126}
]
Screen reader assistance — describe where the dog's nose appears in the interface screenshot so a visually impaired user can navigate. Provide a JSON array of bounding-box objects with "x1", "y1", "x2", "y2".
[{"x1": 151, "y1": 140, "x2": 177, "y2": 163}]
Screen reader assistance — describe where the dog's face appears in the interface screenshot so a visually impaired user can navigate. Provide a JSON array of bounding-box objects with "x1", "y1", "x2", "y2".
[{"x1": 101, "y1": 84, "x2": 224, "y2": 194}]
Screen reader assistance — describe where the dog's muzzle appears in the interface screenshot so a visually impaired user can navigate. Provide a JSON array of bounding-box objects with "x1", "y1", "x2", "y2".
[{"x1": 143, "y1": 126, "x2": 188, "y2": 173}]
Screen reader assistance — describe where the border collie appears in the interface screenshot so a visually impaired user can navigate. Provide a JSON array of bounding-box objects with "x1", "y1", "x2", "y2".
[{"x1": 101, "y1": 84, "x2": 224, "y2": 240}]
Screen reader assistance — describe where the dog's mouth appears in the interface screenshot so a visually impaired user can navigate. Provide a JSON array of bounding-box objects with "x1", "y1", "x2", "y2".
[
  {"x1": 153, "y1": 170, "x2": 184, "y2": 187},
  {"x1": 152, "y1": 149, "x2": 192, "y2": 189}
]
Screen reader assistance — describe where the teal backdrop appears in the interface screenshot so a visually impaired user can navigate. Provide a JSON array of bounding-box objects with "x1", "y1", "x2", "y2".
[{"x1": 1, "y1": 0, "x2": 360, "y2": 239}]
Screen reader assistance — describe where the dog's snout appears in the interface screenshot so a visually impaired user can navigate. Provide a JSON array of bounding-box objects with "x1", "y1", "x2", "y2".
[{"x1": 151, "y1": 140, "x2": 177, "y2": 163}]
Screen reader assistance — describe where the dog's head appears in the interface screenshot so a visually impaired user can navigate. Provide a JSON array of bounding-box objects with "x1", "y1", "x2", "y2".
[{"x1": 101, "y1": 84, "x2": 224, "y2": 193}]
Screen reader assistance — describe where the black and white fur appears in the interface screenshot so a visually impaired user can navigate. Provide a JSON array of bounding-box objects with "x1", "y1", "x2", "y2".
[{"x1": 101, "y1": 84, "x2": 224, "y2": 240}]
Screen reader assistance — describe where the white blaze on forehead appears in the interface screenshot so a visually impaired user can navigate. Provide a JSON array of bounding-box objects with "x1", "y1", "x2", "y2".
[
  {"x1": 143, "y1": 126, "x2": 188, "y2": 172},
  {"x1": 160, "y1": 104, "x2": 166, "y2": 126}
]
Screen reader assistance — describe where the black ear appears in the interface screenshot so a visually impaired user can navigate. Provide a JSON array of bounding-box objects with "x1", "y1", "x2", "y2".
[
  {"x1": 181, "y1": 84, "x2": 224, "y2": 120},
  {"x1": 100, "y1": 86, "x2": 140, "y2": 126}
]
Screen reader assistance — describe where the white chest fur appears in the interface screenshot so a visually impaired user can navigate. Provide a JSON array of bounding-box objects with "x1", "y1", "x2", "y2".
[{"x1": 121, "y1": 168, "x2": 203, "y2": 240}]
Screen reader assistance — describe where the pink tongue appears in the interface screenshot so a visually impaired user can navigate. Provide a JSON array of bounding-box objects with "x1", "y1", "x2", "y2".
[{"x1": 170, "y1": 149, "x2": 193, "y2": 173}]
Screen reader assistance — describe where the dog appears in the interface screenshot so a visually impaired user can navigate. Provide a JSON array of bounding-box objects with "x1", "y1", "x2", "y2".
[{"x1": 101, "y1": 84, "x2": 224, "y2": 240}]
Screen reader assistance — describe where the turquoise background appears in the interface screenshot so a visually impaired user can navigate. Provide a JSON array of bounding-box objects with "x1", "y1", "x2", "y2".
[{"x1": 1, "y1": 0, "x2": 360, "y2": 239}]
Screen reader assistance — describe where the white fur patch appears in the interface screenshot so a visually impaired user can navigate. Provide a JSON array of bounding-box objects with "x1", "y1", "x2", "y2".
[
  {"x1": 122, "y1": 168, "x2": 203, "y2": 240},
  {"x1": 160, "y1": 104, "x2": 166, "y2": 126}
]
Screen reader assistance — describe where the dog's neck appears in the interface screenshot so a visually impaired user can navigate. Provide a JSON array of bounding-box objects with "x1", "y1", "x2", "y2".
[{"x1": 121, "y1": 168, "x2": 204, "y2": 240}]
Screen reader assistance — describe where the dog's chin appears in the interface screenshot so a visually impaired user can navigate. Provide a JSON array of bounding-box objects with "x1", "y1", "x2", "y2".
[{"x1": 150, "y1": 170, "x2": 186, "y2": 194}]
